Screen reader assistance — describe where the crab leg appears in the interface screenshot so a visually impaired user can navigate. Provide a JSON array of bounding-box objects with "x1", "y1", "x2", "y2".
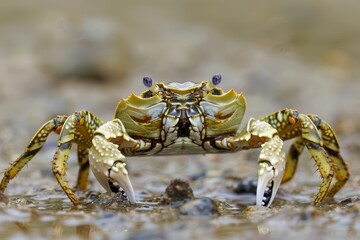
[
  {"x1": 308, "y1": 116, "x2": 349, "y2": 197},
  {"x1": 281, "y1": 137, "x2": 304, "y2": 183},
  {"x1": 0, "y1": 115, "x2": 68, "y2": 192},
  {"x1": 260, "y1": 109, "x2": 349, "y2": 204},
  {"x1": 89, "y1": 119, "x2": 140, "y2": 203},
  {"x1": 52, "y1": 110, "x2": 103, "y2": 205},
  {"x1": 0, "y1": 111, "x2": 103, "y2": 205},
  {"x1": 76, "y1": 145, "x2": 90, "y2": 190},
  {"x1": 216, "y1": 118, "x2": 286, "y2": 207}
]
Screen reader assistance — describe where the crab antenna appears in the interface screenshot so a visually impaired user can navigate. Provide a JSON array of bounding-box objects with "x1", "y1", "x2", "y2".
[{"x1": 143, "y1": 76, "x2": 153, "y2": 88}]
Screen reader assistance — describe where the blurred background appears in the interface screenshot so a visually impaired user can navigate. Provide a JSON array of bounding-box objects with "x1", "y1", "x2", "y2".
[{"x1": 0, "y1": 0, "x2": 360, "y2": 239}]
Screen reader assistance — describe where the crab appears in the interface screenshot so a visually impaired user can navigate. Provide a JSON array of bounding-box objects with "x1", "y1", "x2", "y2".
[{"x1": 0, "y1": 75, "x2": 349, "y2": 207}]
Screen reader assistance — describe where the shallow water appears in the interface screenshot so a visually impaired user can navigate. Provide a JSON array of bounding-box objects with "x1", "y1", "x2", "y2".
[{"x1": 1, "y1": 1, "x2": 360, "y2": 239}]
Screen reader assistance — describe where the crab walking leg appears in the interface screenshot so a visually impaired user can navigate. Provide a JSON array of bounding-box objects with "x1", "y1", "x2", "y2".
[
  {"x1": 308, "y1": 116, "x2": 349, "y2": 197},
  {"x1": 52, "y1": 110, "x2": 103, "y2": 205},
  {"x1": 76, "y1": 145, "x2": 90, "y2": 190},
  {"x1": 216, "y1": 118, "x2": 286, "y2": 207},
  {"x1": 287, "y1": 113, "x2": 333, "y2": 203},
  {"x1": 281, "y1": 137, "x2": 304, "y2": 183},
  {"x1": 0, "y1": 115, "x2": 67, "y2": 192},
  {"x1": 260, "y1": 109, "x2": 340, "y2": 203},
  {"x1": 89, "y1": 119, "x2": 139, "y2": 203},
  {"x1": 74, "y1": 111, "x2": 104, "y2": 189},
  {"x1": 278, "y1": 114, "x2": 349, "y2": 194}
]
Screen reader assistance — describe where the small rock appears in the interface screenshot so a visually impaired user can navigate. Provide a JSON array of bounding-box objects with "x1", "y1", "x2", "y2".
[
  {"x1": 160, "y1": 179, "x2": 195, "y2": 205},
  {"x1": 179, "y1": 198, "x2": 225, "y2": 217},
  {"x1": 340, "y1": 196, "x2": 360, "y2": 206},
  {"x1": 233, "y1": 178, "x2": 257, "y2": 194}
]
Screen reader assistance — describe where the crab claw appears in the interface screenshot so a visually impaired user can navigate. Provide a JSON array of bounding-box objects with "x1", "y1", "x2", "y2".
[
  {"x1": 108, "y1": 161, "x2": 136, "y2": 203},
  {"x1": 90, "y1": 157, "x2": 136, "y2": 203},
  {"x1": 256, "y1": 135, "x2": 285, "y2": 207},
  {"x1": 89, "y1": 134, "x2": 137, "y2": 203}
]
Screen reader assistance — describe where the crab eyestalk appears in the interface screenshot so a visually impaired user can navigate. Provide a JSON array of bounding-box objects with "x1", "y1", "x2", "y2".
[
  {"x1": 256, "y1": 135, "x2": 285, "y2": 207},
  {"x1": 206, "y1": 74, "x2": 222, "y2": 91},
  {"x1": 143, "y1": 76, "x2": 159, "y2": 94}
]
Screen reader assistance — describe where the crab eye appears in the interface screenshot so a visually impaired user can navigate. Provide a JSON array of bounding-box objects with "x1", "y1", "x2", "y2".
[
  {"x1": 143, "y1": 76, "x2": 153, "y2": 88},
  {"x1": 212, "y1": 74, "x2": 222, "y2": 85}
]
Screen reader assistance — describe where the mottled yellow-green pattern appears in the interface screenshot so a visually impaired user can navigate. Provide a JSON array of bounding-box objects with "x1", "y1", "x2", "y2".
[
  {"x1": 260, "y1": 108, "x2": 349, "y2": 204},
  {"x1": 0, "y1": 110, "x2": 103, "y2": 205},
  {"x1": 0, "y1": 80, "x2": 349, "y2": 207}
]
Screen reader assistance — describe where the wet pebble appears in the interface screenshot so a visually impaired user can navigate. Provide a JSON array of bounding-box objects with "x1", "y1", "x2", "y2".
[
  {"x1": 340, "y1": 196, "x2": 360, "y2": 206},
  {"x1": 179, "y1": 198, "x2": 225, "y2": 217},
  {"x1": 160, "y1": 179, "x2": 195, "y2": 205},
  {"x1": 232, "y1": 178, "x2": 257, "y2": 194}
]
